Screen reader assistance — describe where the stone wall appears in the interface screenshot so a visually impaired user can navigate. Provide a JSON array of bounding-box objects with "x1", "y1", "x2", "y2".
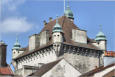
[
  {"x1": 12, "y1": 50, "x2": 24, "y2": 59},
  {"x1": 52, "y1": 32, "x2": 63, "y2": 43},
  {"x1": 16, "y1": 45, "x2": 57, "y2": 75},
  {"x1": 61, "y1": 44, "x2": 103, "y2": 73},
  {"x1": 98, "y1": 41, "x2": 106, "y2": 50},
  {"x1": 64, "y1": 53, "x2": 99, "y2": 73}
]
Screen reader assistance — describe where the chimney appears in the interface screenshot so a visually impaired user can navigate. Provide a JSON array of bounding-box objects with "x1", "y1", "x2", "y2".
[
  {"x1": 49, "y1": 17, "x2": 52, "y2": 22},
  {"x1": 43, "y1": 20, "x2": 47, "y2": 26},
  {"x1": 0, "y1": 41, "x2": 7, "y2": 67}
]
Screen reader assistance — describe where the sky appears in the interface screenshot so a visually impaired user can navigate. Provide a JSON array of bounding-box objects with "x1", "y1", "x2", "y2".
[{"x1": 0, "y1": 0, "x2": 115, "y2": 68}]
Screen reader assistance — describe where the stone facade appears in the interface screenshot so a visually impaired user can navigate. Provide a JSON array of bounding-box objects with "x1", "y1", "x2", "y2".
[
  {"x1": 52, "y1": 32, "x2": 63, "y2": 43},
  {"x1": 61, "y1": 44, "x2": 102, "y2": 73},
  {"x1": 13, "y1": 42, "x2": 103, "y2": 76},
  {"x1": 12, "y1": 49, "x2": 24, "y2": 59},
  {"x1": 14, "y1": 45, "x2": 57, "y2": 76}
]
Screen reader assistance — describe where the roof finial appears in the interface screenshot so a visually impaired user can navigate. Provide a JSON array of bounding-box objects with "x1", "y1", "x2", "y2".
[
  {"x1": 67, "y1": 0, "x2": 70, "y2": 8},
  {"x1": 16, "y1": 33, "x2": 19, "y2": 43},
  {"x1": 56, "y1": 15, "x2": 59, "y2": 23},
  {"x1": 99, "y1": 25, "x2": 102, "y2": 32}
]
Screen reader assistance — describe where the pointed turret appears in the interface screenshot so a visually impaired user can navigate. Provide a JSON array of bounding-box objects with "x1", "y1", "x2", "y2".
[
  {"x1": 95, "y1": 25, "x2": 107, "y2": 50},
  {"x1": 52, "y1": 17, "x2": 63, "y2": 33},
  {"x1": 52, "y1": 16, "x2": 63, "y2": 43},
  {"x1": 12, "y1": 36, "x2": 23, "y2": 59},
  {"x1": 12, "y1": 36, "x2": 21, "y2": 50},
  {"x1": 64, "y1": 1, "x2": 74, "y2": 20},
  {"x1": 95, "y1": 25, "x2": 106, "y2": 41}
]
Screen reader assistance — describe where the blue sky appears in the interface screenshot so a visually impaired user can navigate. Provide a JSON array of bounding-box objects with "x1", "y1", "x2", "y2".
[{"x1": 0, "y1": 0, "x2": 115, "y2": 67}]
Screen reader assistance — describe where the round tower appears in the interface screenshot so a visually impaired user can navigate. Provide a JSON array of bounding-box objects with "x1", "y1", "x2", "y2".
[
  {"x1": 52, "y1": 17, "x2": 63, "y2": 43},
  {"x1": 95, "y1": 26, "x2": 107, "y2": 50},
  {"x1": 12, "y1": 37, "x2": 21, "y2": 59}
]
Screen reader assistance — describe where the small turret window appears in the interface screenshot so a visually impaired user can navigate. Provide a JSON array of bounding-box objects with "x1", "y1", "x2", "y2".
[
  {"x1": 57, "y1": 35, "x2": 59, "y2": 37},
  {"x1": 54, "y1": 35, "x2": 56, "y2": 37}
]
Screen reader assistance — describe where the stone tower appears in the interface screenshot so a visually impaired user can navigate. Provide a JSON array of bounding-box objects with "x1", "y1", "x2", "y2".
[
  {"x1": 52, "y1": 17, "x2": 63, "y2": 56},
  {"x1": 12, "y1": 37, "x2": 23, "y2": 59},
  {"x1": 95, "y1": 27, "x2": 107, "y2": 51},
  {"x1": 0, "y1": 41, "x2": 7, "y2": 67},
  {"x1": 52, "y1": 17, "x2": 63, "y2": 43}
]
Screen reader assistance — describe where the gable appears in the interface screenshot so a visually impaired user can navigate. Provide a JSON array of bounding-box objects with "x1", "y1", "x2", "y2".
[{"x1": 42, "y1": 59, "x2": 81, "y2": 77}]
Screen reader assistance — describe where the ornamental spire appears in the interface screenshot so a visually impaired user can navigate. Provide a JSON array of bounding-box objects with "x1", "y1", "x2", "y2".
[
  {"x1": 56, "y1": 16, "x2": 58, "y2": 24},
  {"x1": 99, "y1": 25, "x2": 102, "y2": 32},
  {"x1": 13, "y1": 34, "x2": 21, "y2": 50},
  {"x1": 64, "y1": 0, "x2": 74, "y2": 20},
  {"x1": 67, "y1": 0, "x2": 69, "y2": 7}
]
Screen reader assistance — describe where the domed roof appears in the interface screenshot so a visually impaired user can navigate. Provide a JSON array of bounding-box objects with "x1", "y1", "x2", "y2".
[
  {"x1": 13, "y1": 38, "x2": 21, "y2": 50},
  {"x1": 52, "y1": 18, "x2": 63, "y2": 33},
  {"x1": 95, "y1": 31, "x2": 106, "y2": 41},
  {"x1": 0, "y1": 40, "x2": 6, "y2": 45},
  {"x1": 64, "y1": 5, "x2": 74, "y2": 19}
]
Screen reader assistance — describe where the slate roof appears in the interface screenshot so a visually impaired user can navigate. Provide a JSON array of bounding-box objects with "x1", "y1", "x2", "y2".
[
  {"x1": 14, "y1": 16, "x2": 100, "y2": 60},
  {"x1": 29, "y1": 59, "x2": 61, "y2": 76},
  {"x1": 0, "y1": 65, "x2": 13, "y2": 75},
  {"x1": 79, "y1": 63, "x2": 115, "y2": 77}
]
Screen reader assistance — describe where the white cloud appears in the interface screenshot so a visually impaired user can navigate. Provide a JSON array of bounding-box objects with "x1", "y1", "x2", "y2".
[
  {"x1": 0, "y1": 17, "x2": 33, "y2": 33},
  {"x1": 1, "y1": 0, "x2": 26, "y2": 11}
]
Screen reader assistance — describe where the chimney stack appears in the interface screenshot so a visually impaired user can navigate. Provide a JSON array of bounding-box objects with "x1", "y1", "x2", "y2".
[{"x1": 0, "y1": 41, "x2": 7, "y2": 67}]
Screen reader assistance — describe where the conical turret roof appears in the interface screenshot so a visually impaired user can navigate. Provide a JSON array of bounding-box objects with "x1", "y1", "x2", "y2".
[
  {"x1": 52, "y1": 17, "x2": 63, "y2": 33},
  {"x1": 13, "y1": 37, "x2": 21, "y2": 50}
]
